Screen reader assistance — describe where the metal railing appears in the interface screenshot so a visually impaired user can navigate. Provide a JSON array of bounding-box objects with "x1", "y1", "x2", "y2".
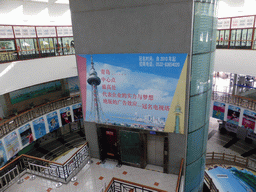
[
  {"x1": 105, "y1": 177, "x2": 167, "y2": 192},
  {"x1": 204, "y1": 171, "x2": 219, "y2": 192},
  {"x1": 212, "y1": 91, "x2": 256, "y2": 111},
  {"x1": 0, "y1": 95, "x2": 81, "y2": 139},
  {"x1": 176, "y1": 158, "x2": 184, "y2": 192},
  {"x1": 0, "y1": 142, "x2": 89, "y2": 191},
  {"x1": 206, "y1": 152, "x2": 256, "y2": 171}
]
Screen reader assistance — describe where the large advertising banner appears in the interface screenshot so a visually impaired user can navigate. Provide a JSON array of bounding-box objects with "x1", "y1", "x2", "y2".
[
  {"x1": 77, "y1": 53, "x2": 188, "y2": 133},
  {"x1": 227, "y1": 105, "x2": 240, "y2": 126},
  {"x1": 212, "y1": 101, "x2": 225, "y2": 120},
  {"x1": 18, "y1": 123, "x2": 34, "y2": 147},
  {"x1": 72, "y1": 103, "x2": 83, "y2": 121},
  {"x1": 0, "y1": 140, "x2": 8, "y2": 167},
  {"x1": 60, "y1": 107, "x2": 72, "y2": 126},
  {"x1": 32, "y1": 117, "x2": 47, "y2": 139},
  {"x1": 46, "y1": 111, "x2": 60, "y2": 132},
  {"x1": 4, "y1": 131, "x2": 20, "y2": 159},
  {"x1": 242, "y1": 110, "x2": 256, "y2": 131}
]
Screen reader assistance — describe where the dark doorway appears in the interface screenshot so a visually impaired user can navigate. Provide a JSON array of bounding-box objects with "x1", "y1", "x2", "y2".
[{"x1": 100, "y1": 128, "x2": 119, "y2": 162}]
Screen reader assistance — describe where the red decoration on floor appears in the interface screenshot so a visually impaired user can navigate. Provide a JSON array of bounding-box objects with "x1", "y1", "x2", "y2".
[
  {"x1": 99, "y1": 176, "x2": 104, "y2": 180},
  {"x1": 154, "y1": 182, "x2": 159, "y2": 186},
  {"x1": 96, "y1": 162, "x2": 101, "y2": 165},
  {"x1": 123, "y1": 171, "x2": 127, "y2": 175},
  {"x1": 73, "y1": 182, "x2": 79, "y2": 186},
  {"x1": 46, "y1": 188, "x2": 52, "y2": 192},
  {"x1": 24, "y1": 176, "x2": 30, "y2": 180}
]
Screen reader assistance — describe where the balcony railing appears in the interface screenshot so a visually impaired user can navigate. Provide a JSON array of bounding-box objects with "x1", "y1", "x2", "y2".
[
  {"x1": 0, "y1": 142, "x2": 89, "y2": 191},
  {"x1": 0, "y1": 95, "x2": 81, "y2": 139},
  {"x1": 105, "y1": 177, "x2": 167, "y2": 192},
  {"x1": 212, "y1": 91, "x2": 256, "y2": 111}
]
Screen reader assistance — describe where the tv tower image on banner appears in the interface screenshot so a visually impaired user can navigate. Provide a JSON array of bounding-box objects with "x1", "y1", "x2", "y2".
[{"x1": 87, "y1": 56, "x2": 103, "y2": 123}]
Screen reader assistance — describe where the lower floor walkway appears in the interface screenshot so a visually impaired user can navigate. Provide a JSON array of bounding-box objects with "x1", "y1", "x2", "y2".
[{"x1": 6, "y1": 158, "x2": 178, "y2": 192}]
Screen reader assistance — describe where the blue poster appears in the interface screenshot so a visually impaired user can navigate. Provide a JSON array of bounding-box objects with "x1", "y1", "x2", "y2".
[
  {"x1": 72, "y1": 103, "x2": 83, "y2": 121},
  {"x1": 60, "y1": 107, "x2": 72, "y2": 126},
  {"x1": 46, "y1": 111, "x2": 60, "y2": 132},
  {"x1": 77, "y1": 53, "x2": 188, "y2": 133},
  {"x1": 18, "y1": 123, "x2": 33, "y2": 146},
  {"x1": 227, "y1": 105, "x2": 240, "y2": 126},
  {"x1": 0, "y1": 140, "x2": 7, "y2": 167},
  {"x1": 32, "y1": 117, "x2": 47, "y2": 139},
  {"x1": 212, "y1": 102, "x2": 225, "y2": 120},
  {"x1": 4, "y1": 131, "x2": 20, "y2": 159}
]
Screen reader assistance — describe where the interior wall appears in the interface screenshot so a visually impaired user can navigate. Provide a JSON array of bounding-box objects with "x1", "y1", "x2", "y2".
[
  {"x1": 0, "y1": 55, "x2": 78, "y2": 95},
  {"x1": 214, "y1": 49, "x2": 256, "y2": 76}
]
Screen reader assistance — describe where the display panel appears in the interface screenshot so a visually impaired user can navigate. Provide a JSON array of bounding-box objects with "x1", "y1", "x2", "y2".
[
  {"x1": 231, "y1": 16, "x2": 254, "y2": 29},
  {"x1": 18, "y1": 123, "x2": 34, "y2": 146},
  {"x1": 0, "y1": 26, "x2": 14, "y2": 38},
  {"x1": 212, "y1": 101, "x2": 225, "y2": 120},
  {"x1": 32, "y1": 117, "x2": 47, "y2": 139},
  {"x1": 0, "y1": 140, "x2": 8, "y2": 167},
  {"x1": 217, "y1": 18, "x2": 231, "y2": 30},
  {"x1": 0, "y1": 40, "x2": 15, "y2": 51},
  {"x1": 77, "y1": 53, "x2": 188, "y2": 133},
  {"x1": 60, "y1": 107, "x2": 72, "y2": 126},
  {"x1": 242, "y1": 110, "x2": 256, "y2": 131},
  {"x1": 4, "y1": 131, "x2": 20, "y2": 159},
  {"x1": 72, "y1": 103, "x2": 83, "y2": 121},
  {"x1": 227, "y1": 105, "x2": 240, "y2": 126},
  {"x1": 46, "y1": 111, "x2": 60, "y2": 132}
]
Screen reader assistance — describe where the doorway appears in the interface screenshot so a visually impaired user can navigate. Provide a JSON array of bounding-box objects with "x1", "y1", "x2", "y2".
[{"x1": 99, "y1": 128, "x2": 119, "y2": 162}]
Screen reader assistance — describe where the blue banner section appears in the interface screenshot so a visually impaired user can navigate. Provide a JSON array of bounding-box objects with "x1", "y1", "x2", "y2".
[
  {"x1": 46, "y1": 111, "x2": 60, "y2": 132},
  {"x1": 78, "y1": 53, "x2": 187, "y2": 131},
  {"x1": 4, "y1": 131, "x2": 20, "y2": 159},
  {"x1": 33, "y1": 117, "x2": 47, "y2": 139},
  {"x1": 0, "y1": 140, "x2": 7, "y2": 167}
]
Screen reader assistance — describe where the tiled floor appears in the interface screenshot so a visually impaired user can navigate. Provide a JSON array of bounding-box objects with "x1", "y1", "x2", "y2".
[{"x1": 6, "y1": 158, "x2": 178, "y2": 192}]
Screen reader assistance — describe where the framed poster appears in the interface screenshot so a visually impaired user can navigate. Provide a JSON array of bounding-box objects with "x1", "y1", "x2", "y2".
[
  {"x1": 60, "y1": 107, "x2": 72, "y2": 126},
  {"x1": 72, "y1": 103, "x2": 83, "y2": 121},
  {"x1": 77, "y1": 53, "x2": 188, "y2": 133},
  {"x1": 18, "y1": 123, "x2": 33, "y2": 147},
  {"x1": 0, "y1": 140, "x2": 8, "y2": 167},
  {"x1": 46, "y1": 111, "x2": 60, "y2": 132},
  {"x1": 32, "y1": 117, "x2": 47, "y2": 139},
  {"x1": 242, "y1": 110, "x2": 256, "y2": 131},
  {"x1": 227, "y1": 105, "x2": 240, "y2": 126},
  {"x1": 4, "y1": 131, "x2": 20, "y2": 159},
  {"x1": 212, "y1": 101, "x2": 225, "y2": 120}
]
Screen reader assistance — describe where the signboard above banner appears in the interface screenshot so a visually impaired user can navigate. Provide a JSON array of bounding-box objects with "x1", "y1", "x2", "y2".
[
  {"x1": 14, "y1": 26, "x2": 36, "y2": 38},
  {"x1": 217, "y1": 19, "x2": 231, "y2": 29},
  {"x1": 0, "y1": 26, "x2": 14, "y2": 39},
  {"x1": 231, "y1": 16, "x2": 254, "y2": 29},
  {"x1": 36, "y1": 27, "x2": 56, "y2": 37},
  {"x1": 57, "y1": 27, "x2": 73, "y2": 37}
]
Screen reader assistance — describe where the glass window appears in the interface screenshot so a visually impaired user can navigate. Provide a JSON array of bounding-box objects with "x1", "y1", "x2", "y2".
[
  {"x1": 235, "y1": 29, "x2": 241, "y2": 46},
  {"x1": 230, "y1": 30, "x2": 236, "y2": 47},
  {"x1": 224, "y1": 30, "x2": 230, "y2": 46},
  {"x1": 216, "y1": 31, "x2": 219, "y2": 45},
  {"x1": 219, "y1": 30, "x2": 224, "y2": 45},
  {"x1": 246, "y1": 29, "x2": 253, "y2": 47},
  {"x1": 253, "y1": 29, "x2": 256, "y2": 49},
  {"x1": 241, "y1": 29, "x2": 247, "y2": 46},
  {"x1": 0, "y1": 40, "x2": 17, "y2": 63}
]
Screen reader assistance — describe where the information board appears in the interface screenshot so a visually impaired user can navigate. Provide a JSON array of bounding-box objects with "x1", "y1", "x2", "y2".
[
  {"x1": 217, "y1": 19, "x2": 231, "y2": 29},
  {"x1": 231, "y1": 16, "x2": 254, "y2": 29},
  {"x1": 0, "y1": 26, "x2": 14, "y2": 38}
]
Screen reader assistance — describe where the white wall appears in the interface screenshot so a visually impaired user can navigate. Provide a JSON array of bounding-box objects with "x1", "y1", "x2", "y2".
[
  {"x1": 0, "y1": 55, "x2": 78, "y2": 95},
  {"x1": 214, "y1": 49, "x2": 256, "y2": 76}
]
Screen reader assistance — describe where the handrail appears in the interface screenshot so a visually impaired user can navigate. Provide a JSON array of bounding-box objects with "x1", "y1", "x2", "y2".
[
  {"x1": 105, "y1": 177, "x2": 167, "y2": 192},
  {"x1": 0, "y1": 142, "x2": 88, "y2": 172},
  {"x1": 204, "y1": 171, "x2": 219, "y2": 192},
  {"x1": 176, "y1": 158, "x2": 184, "y2": 192},
  {"x1": 206, "y1": 152, "x2": 256, "y2": 171},
  {"x1": 212, "y1": 91, "x2": 256, "y2": 111},
  {"x1": 0, "y1": 95, "x2": 81, "y2": 138},
  {"x1": 0, "y1": 95, "x2": 70, "y2": 127}
]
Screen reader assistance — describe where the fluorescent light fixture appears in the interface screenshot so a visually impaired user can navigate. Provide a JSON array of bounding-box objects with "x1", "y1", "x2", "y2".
[
  {"x1": 31, "y1": 0, "x2": 49, "y2": 2},
  {"x1": 55, "y1": 0, "x2": 69, "y2": 4}
]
